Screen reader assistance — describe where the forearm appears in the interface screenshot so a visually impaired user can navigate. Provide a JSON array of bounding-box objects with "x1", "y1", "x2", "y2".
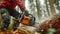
[
  {"x1": 19, "y1": 5, "x2": 25, "y2": 12},
  {"x1": 17, "y1": 0, "x2": 25, "y2": 12}
]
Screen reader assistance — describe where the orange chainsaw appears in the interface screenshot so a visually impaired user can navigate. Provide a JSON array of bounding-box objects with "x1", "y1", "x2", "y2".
[{"x1": 19, "y1": 13, "x2": 35, "y2": 26}]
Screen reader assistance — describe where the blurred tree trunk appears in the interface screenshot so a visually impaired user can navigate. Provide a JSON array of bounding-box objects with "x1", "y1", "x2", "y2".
[
  {"x1": 55, "y1": 0, "x2": 60, "y2": 13},
  {"x1": 36, "y1": 0, "x2": 41, "y2": 18},
  {"x1": 49, "y1": 0, "x2": 56, "y2": 15},
  {"x1": 45, "y1": 0, "x2": 50, "y2": 16}
]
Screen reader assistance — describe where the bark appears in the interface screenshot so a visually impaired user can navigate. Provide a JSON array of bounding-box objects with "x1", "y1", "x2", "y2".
[
  {"x1": 45, "y1": 0, "x2": 50, "y2": 16},
  {"x1": 36, "y1": 0, "x2": 41, "y2": 18},
  {"x1": 49, "y1": 0, "x2": 56, "y2": 15}
]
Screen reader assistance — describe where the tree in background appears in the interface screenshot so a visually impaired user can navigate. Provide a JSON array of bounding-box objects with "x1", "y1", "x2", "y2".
[
  {"x1": 54, "y1": 0, "x2": 60, "y2": 13},
  {"x1": 45, "y1": 0, "x2": 50, "y2": 16},
  {"x1": 36, "y1": 0, "x2": 41, "y2": 19},
  {"x1": 49, "y1": 0, "x2": 56, "y2": 15}
]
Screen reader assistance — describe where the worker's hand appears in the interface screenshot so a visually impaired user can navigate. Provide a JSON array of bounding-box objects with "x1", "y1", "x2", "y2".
[{"x1": 24, "y1": 10, "x2": 29, "y2": 16}]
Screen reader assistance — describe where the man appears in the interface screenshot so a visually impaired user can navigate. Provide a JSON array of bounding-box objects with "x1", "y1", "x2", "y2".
[
  {"x1": 0, "y1": 0, "x2": 25, "y2": 18},
  {"x1": 0, "y1": 0, "x2": 35, "y2": 30},
  {"x1": 0, "y1": 0, "x2": 26, "y2": 30}
]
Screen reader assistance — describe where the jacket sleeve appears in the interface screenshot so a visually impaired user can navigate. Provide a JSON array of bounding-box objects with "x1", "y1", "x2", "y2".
[
  {"x1": 17, "y1": 0, "x2": 25, "y2": 12},
  {"x1": 0, "y1": 0, "x2": 9, "y2": 7}
]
